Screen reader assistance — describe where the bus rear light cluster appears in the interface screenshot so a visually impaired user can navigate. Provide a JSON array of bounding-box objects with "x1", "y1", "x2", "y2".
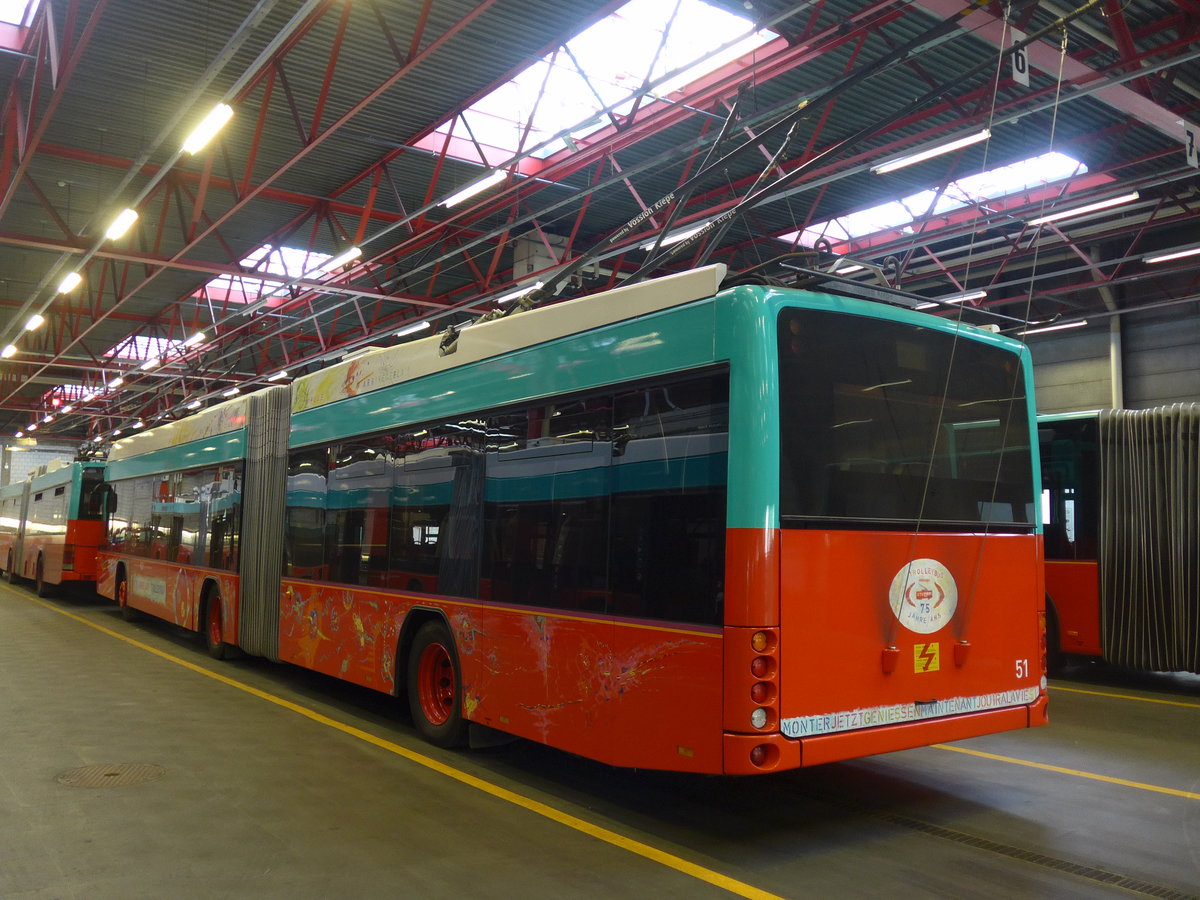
[
  {"x1": 1038, "y1": 612, "x2": 1048, "y2": 681},
  {"x1": 62, "y1": 546, "x2": 75, "y2": 571},
  {"x1": 749, "y1": 629, "x2": 778, "y2": 732}
]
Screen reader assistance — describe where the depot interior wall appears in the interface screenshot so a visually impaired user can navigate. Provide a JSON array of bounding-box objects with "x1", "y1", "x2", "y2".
[
  {"x1": 1028, "y1": 310, "x2": 1200, "y2": 414},
  {"x1": 0, "y1": 444, "x2": 76, "y2": 487}
]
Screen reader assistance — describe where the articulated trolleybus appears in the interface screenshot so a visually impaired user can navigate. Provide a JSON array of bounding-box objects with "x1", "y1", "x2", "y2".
[
  {"x1": 0, "y1": 459, "x2": 106, "y2": 596},
  {"x1": 97, "y1": 265, "x2": 1046, "y2": 774}
]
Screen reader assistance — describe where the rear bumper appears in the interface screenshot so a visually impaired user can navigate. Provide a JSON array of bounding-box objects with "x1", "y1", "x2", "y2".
[{"x1": 723, "y1": 694, "x2": 1048, "y2": 774}]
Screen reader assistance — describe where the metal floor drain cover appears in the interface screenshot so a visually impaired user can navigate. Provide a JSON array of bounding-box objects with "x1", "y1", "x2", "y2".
[{"x1": 57, "y1": 763, "x2": 166, "y2": 788}]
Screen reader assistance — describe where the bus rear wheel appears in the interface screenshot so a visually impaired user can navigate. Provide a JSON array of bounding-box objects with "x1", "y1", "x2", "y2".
[
  {"x1": 407, "y1": 620, "x2": 467, "y2": 748},
  {"x1": 35, "y1": 557, "x2": 54, "y2": 598},
  {"x1": 204, "y1": 589, "x2": 230, "y2": 660},
  {"x1": 116, "y1": 574, "x2": 139, "y2": 622}
]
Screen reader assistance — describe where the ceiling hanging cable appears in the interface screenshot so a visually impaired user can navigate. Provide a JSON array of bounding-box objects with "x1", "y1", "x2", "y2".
[
  {"x1": 950, "y1": 17, "x2": 1074, "y2": 660},
  {"x1": 617, "y1": 0, "x2": 1104, "y2": 297}
]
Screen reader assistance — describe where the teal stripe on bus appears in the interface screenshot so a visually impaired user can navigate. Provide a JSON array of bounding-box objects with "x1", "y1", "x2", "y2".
[
  {"x1": 104, "y1": 432, "x2": 247, "y2": 480},
  {"x1": 289, "y1": 301, "x2": 720, "y2": 450}
]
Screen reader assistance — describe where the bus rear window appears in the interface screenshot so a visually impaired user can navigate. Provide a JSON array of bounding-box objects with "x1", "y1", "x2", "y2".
[{"x1": 777, "y1": 309, "x2": 1034, "y2": 530}]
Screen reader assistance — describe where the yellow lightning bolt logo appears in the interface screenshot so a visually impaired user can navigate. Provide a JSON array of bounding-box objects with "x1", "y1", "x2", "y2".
[{"x1": 914, "y1": 642, "x2": 940, "y2": 673}]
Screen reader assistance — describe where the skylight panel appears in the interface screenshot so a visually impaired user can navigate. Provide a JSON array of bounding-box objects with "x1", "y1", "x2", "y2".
[
  {"x1": 105, "y1": 335, "x2": 186, "y2": 362},
  {"x1": 784, "y1": 151, "x2": 1092, "y2": 251},
  {"x1": 0, "y1": 0, "x2": 36, "y2": 26},
  {"x1": 195, "y1": 244, "x2": 334, "y2": 306},
  {"x1": 423, "y1": 0, "x2": 774, "y2": 164}
]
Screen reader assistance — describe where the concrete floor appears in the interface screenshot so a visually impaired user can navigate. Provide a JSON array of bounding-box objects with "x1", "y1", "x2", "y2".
[{"x1": 2, "y1": 579, "x2": 1198, "y2": 899}]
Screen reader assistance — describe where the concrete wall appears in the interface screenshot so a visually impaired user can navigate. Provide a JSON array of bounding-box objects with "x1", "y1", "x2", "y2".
[{"x1": 1028, "y1": 310, "x2": 1200, "y2": 414}]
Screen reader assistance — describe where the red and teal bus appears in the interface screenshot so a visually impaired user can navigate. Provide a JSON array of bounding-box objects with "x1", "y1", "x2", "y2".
[
  {"x1": 0, "y1": 460, "x2": 107, "y2": 596},
  {"x1": 1039, "y1": 406, "x2": 1198, "y2": 674},
  {"x1": 97, "y1": 265, "x2": 1047, "y2": 774}
]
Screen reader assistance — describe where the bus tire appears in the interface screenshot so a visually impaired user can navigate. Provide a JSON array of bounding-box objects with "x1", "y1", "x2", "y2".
[
  {"x1": 1045, "y1": 597, "x2": 1065, "y2": 676},
  {"x1": 35, "y1": 556, "x2": 54, "y2": 598},
  {"x1": 406, "y1": 620, "x2": 467, "y2": 748},
  {"x1": 116, "y1": 571, "x2": 139, "y2": 622},
  {"x1": 203, "y1": 587, "x2": 230, "y2": 660}
]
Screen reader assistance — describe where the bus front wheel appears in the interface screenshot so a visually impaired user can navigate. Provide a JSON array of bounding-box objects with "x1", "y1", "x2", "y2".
[{"x1": 407, "y1": 620, "x2": 467, "y2": 748}]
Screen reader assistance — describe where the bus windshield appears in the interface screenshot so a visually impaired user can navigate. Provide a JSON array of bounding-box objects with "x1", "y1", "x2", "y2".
[
  {"x1": 79, "y1": 466, "x2": 106, "y2": 521},
  {"x1": 778, "y1": 308, "x2": 1034, "y2": 530}
]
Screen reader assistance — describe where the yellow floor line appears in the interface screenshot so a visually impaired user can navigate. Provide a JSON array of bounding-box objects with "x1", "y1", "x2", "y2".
[
  {"x1": 18, "y1": 592, "x2": 782, "y2": 900},
  {"x1": 933, "y1": 744, "x2": 1200, "y2": 800},
  {"x1": 1050, "y1": 684, "x2": 1200, "y2": 710}
]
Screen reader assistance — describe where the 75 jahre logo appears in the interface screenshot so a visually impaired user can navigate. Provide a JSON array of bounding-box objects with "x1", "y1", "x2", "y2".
[{"x1": 888, "y1": 558, "x2": 958, "y2": 634}]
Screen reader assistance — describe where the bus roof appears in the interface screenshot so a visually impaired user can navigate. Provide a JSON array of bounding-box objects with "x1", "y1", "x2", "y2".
[
  {"x1": 291, "y1": 265, "x2": 728, "y2": 414},
  {"x1": 108, "y1": 393, "x2": 250, "y2": 463}
]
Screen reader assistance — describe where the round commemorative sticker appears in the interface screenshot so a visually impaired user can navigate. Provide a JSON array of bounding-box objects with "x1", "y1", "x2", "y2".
[{"x1": 888, "y1": 558, "x2": 958, "y2": 634}]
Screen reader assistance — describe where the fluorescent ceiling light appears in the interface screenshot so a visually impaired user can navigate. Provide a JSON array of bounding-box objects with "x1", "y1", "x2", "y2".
[
  {"x1": 267, "y1": 370, "x2": 289, "y2": 381},
  {"x1": 111, "y1": 429, "x2": 121, "y2": 436},
  {"x1": 82, "y1": 391, "x2": 96, "y2": 401},
  {"x1": 105, "y1": 208, "x2": 139, "y2": 240},
  {"x1": 133, "y1": 420, "x2": 144, "y2": 429},
  {"x1": 640, "y1": 222, "x2": 711, "y2": 250},
  {"x1": 395, "y1": 321, "x2": 431, "y2": 338},
  {"x1": 1, "y1": 344, "x2": 16, "y2": 358},
  {"x1": 61, "y1": 405, "x2": 73, "y2": 414},
  {"x1": 57, "y1": 272, "x2": 83, "y2": 293},
  {"x1": 27, "y1": 423, "x2": 37, "y2": 431},
  {"x1": 42, "y1": 414, "x2": 52, "y2": 423},
  {"x1": 831, "y1": 264, "x2": 865, "y2": 275},
  {"x1": 24, "y1": 314, "x2": 45, "y2": 331},
  {"x1": 14, "y1": 431, "x2": 22, "y2": 438},
  {"x1": 871, "y1": 129, "x2": 990, "y2": 175},
  {"x1": 320, "y1": 246, "x2": 362, "y2": 271},
  {"x1": 183, "y1": 103, "x2": 234, "y2": 154},
  {"x1": 186, "y1": 400, "x2": 203, "y2": 410},
  {"x1": 493, "y1": 281, "x2": 543, "y2": 305},
  {"x1": 1028, "y1": 192, "x2": 1139, "y2": 226},
  {"x1": 107, "y1": 377, "x2": 124, "y2": 389},
  {"x1": 222, "y1": 387, "x2": 240, "y2": 397},
  {"x1": 1144, "y1": 245, "x2": 1200, "y2": 264},
  {"x1": 183, "y1": 331, "x2": 207, "y2": 347},
  {"x1": 943, "y1": 289, "x2": 987, "y2": 303},
  {"x1": 1018, "y1": 319, "x2": 1088, "y2": 335},
  {"x1": 140, "y1": 357, "x2": 161, "y2": 370},
  {"x1": 441, "y1": 170, "x2": 506, "y2": 208},
  {"x1": 915, "y1": 289, "x2": 986, "y2": 310}
]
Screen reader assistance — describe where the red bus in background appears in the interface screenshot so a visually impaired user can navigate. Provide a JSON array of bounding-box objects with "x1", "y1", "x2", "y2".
[
  {"x1": 0, "y1": 460, "x2": 107, "y2": 596},
  {"x1": 1039, "y1": 406, "x2": 1199, "y2": 674}
]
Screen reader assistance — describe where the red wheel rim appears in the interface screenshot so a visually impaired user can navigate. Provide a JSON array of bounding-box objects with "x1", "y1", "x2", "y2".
[
  {"x1": 208, "y1": 597, "x2": 222, "y2": 646},
  {"x1": 416, "y1": 642, "x2": 455, "y2": 726},
  {"x1": 117, "y1": 579, "x2": 128, "y2": 608}
]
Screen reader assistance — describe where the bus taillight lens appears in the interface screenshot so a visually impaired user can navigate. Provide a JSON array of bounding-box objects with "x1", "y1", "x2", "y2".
[
  {"x1": 750, "y1": 681, "x2": 774, "y2": 704},
  {"x1": 63, "y1": 546, "x2": 74, "y2": 571},
  {"x1": 750, "y1": 656, "x2": 773, "y2": 678},
  {"x1": 750, "y1": 708, "x2": 768, "y2": 729},
  {"x1": 751, "y1": 631, "x2": 772, "y2": 652}
]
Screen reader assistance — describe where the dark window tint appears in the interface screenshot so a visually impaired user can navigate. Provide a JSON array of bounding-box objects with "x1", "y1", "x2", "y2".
[
  {"x1": 778, "y1": 309, "x2": 1034, "y2": 530},
  {"x1": 285, "y1": 448, "x2": 328, "y2": 579},
  {"x1": 1038, "y1": 417, "x2": 1099, "y2": 560},
  {"x1": 285, "y1": 370, "x2": 729, "y2": 625},
  {"x1": 105, "y1": 464, "x2": 242, "y2": 570},
  {"x1": 79, "y1": 467, "x2": 106, "y2": 520}
]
